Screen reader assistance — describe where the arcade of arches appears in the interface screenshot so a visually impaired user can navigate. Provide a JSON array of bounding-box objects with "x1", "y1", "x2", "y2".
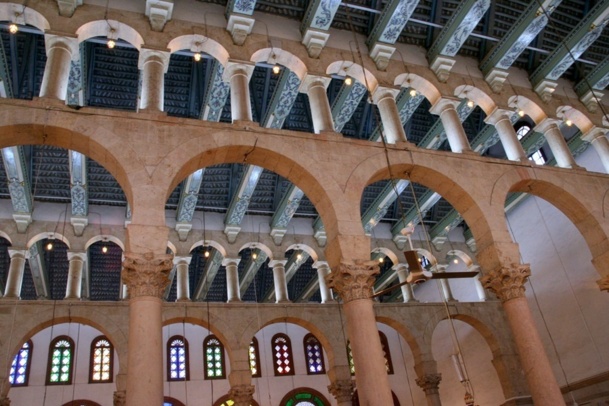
[{"x1": 0, "y1": 1, "x2": 609, "y2": 406}]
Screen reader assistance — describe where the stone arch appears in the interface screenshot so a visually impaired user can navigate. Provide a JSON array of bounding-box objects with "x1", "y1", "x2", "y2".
[
  {"x1": 394, "y1": 73, "x2": 442, "y2": 105},
  {"x1": 285, "y1": 243, "x2": 319, "y2": 263},
  {"x1": 0, "y1": 3, "x2": 50, "y2": 32},
  {"x1": 239, "y1": 241, "x2": 273, "y2": 260},
  {"x1": 167, "y1": 241, "x2": 177, "y2": 255},
  {"x1": 85, "y1": 235, "x2": 125, "y2": 251},
  {"x1": 27, "y1": 231, "x2": 71, "y2": 250},
  {"x1": 454, "y1": 84, "x2": 496, "y2": 116},
  {"x1": 375, "y1": 317, "x2": 423, "y2": 367},
  {"x1": 161, "y1": 317, "x2": 232, "y2": 363},
  {"x1": 167, "y1": 35, "x2": 229, "y2": 66},
  {"x1": 446, "y1": 249, "x2": 473, "y2": 267},
  {"x1": 327, "y1": 61, "x2": 378, "y2": 93},
  {"x1": 371, "y1": 246, "x2": 399, "y2": 265},
  {"x1": 279, "y1": 387, "x2": 331, "y2": 406},
  {"x1": 414, "y1": 248, "x2": 437, "y2": 266},
  {"x1": 251, "y1": 48, "x2": 307, "y2": 80},
  {"x1": 556, "y1": 105, "x2": 595, "y2": 134},
  {"x1": 76, "y1": 20, "x2": 144, "y2": 49},
  {"x1": 508, "y1": 95, "x2": 547, "y2": 124},
  {"x1": 190, "y1": 239, "x2": 228, "y2": 258},
  {"x1": 0, "y1": 230, "x2": 12, "y2": 245}
]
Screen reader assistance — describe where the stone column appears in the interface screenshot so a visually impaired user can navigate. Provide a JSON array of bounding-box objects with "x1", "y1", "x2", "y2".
[
  {"x1": 3, "y1": 249, "x2": 27, "y2": 299},
  {"x1": 64, "y1": 252, "x2": 86, "y2": 300},
  {"x1": 481, "y1": 265, "x2": 566, "y2": 406},
  {"x1": 395, "y1": 264, "x2": 418, "y2": 303},
  {"x1": 39, "y1": 35, "x2": 78, "y2": 100},
  {"x1": 582, "y1": 128, "x2": 609, "y2": 173},
  {"x1": 469, "y1": 265, "x2": 489, "y2": 301},
  {"x1": 224, "y1": 62, "x2": 255, "y2": 122},
  {"x1": 535, "y1": 119, "x2": 577, "y2": 168},
  {"x1": 229, "y1": 384, "x2": 255, "y2": 406},
  {"x1": 326, "y1": 260, "x2": 394, "y2": 405},
  {"x1": 328, "y1": 379, "x2": 354, "y2": 406},
  {"x1": 113, "y1": 391, "x2": 126, "y2": 406},
  {"x1": 313, "y1": 261, "x2": 335, "y2": 303},
  {"x1": 138, "y1": 49, "x2": 170, "y2": 112},
  {"x1": 122, "y1": 252, "x2": 173, "y2": 406},
  {"x1": 430, "y1": 98, "x2": 472, "y2": 153},
  {"x1": 174, "y1": 256, "x2": 192, "y2": 302},
  {"x1": 0, "y1": 396, "x2": 10, "y2": 406},
  {"x1": 269, "y1": 259, "x2": 290, "y2": 303},
  {"x1": 301, "y1": 75, "x2": 334, "y2": 133},
  {"x1": 372, "y1": 87, "x2": 407, "y2": 143},
  {"x1": 485, "y1": 109, "x2": 527, "y2": 161},
  {"x1": 435, "y1": 264, "x2": 457, "y2": 302},
  {"x1": 416, "y1": 373, "x2": 443, "y2": 406},
  {"x1": 223, "y1": 258, "x2": 242, "y2": 302}
]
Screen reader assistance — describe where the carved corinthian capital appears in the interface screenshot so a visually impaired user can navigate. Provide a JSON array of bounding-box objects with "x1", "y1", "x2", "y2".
[
  {"x1": 113, "y1": 390, "x2": 126, "y2": 406},
  {"x1": 597, "y1": 275, "x2": 609, "y2": 292},
  {"x1": 479, "y1": 265, "x2": 531, "y2": 302},
  {"x1": 328, "y1": 379, "x2": 354, "y2": 402},
  {"x1": 229, "y1": 384, "x2": 255, "y2": 406},
  {"x1": 415, "y1": 373, "x2": 442, "y2": 395},
  {"x1": 122, "y1": 252, "x2": 173, "y2": 298},
  {"x1": 326, "y1": 260, "x2": 379, "y2": 302}
]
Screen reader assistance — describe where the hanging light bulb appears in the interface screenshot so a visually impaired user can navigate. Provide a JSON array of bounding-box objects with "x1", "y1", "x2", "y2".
[
  {"x1": 518, "y1": 109, "x2": 525, "y2": 117},
  {"x1": 46, "y1": 241, "x2": 54, "y2": 251},
  {"x1": 379, "y1": 257, "x2": 384, "y2": 263},
  {"x1": 565, "y1": 119, "x2": 573, "y2": 127},
  {"x1": 9, "y1": 23, "x2": 19, "y2": 34},
  {"x1": 466, "y1": 99, "x2": 475, "y2": 108},
  {"x1": 272, "y1": 64, "x2": 280, "y2": 74},
  {"x1": 453, "y1": 258, "x2": 459, "y2": 264},
  {"x1": 107, "y1": 39, "x2": 116, "y2": 49},
  {"x1": 194, "y1": 52, "x2": 202, "y2": 62},
  {"x1": 344, "y1": 77, "x2": 352, "y2": 86},
  {"x1": 102, "y1": 245, "x2": 108, "y2": 254},
  {"x1": 296, "y1": 252, "x2": 302, "y2": 260},
  {"x1": 252, "y1": 251, "x2": 257, "y2": 259},
  {"x1": 409, "y1": 88, "x2": 417, "y2": 97},
  {"x1": 204, "y1": 250, "x2": 210, "y2": 258}
]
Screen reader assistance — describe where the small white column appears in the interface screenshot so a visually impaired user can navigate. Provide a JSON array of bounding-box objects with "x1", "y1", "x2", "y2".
[
  {"x1": 372, "y1": 87, "x2": 407, "y2": 143},
  {"x1": 469, "y1": 265, "x2": 489, "y2": 301},
  {"x1": 174, "y1": 256, "x2": 192, "y2": 302},
  {"x1": 435, "y1": 264, "x2": 457, "y2": 302},
  {"x1": 485, "y1": 109, "x2": 527, "y2": 161},
  {"x1": 65, "y1": 252, "x2": 86, "y2": 300},
  {"x1": 223, "y1": 258, "x2": 242, "y2": 303},
  {"x1": 301, "y1": 75, "x2": 333, "y2": 133},
  {"x1": 224, "y1": 62, "x2": 255, "y2": 122},
  {"x1": 40, "y1": 35, "x2": 78, "y2": 101},
  {"x1": 138, "y1": 49, "x2": 170, "y2": 112},
  {"x1": 582, "y1": 127, "x2": 609, "y2": 173},
  {"x1": 3, "y1": 249, "x2": 27, "y2": 299},
  {"x1": 430, "y1": 98, "x2": 472, "y2": 153},
  {"x1": 269, "y1": 259, "x2": 290, "y2": 303},
  {"x1": 313, "y1": 261, "x2": 334, "y2": 303},
  {"x1": 535, "y1": 119, "x2": 578, "y2": 168},
  {"x1": 395, "y1": 263, "x2": 417, "y2": 303}
]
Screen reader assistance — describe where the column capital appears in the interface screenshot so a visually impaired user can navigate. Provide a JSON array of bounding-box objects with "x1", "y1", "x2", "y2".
[
  {"x1": 312, "y1": 260, "x2": 329, "y2": 270},
  {"x1": 479, "y1": 264, "x2": 531, "y2": 302},
  {"x1": 326, "y1": 260, "x2": 379, "y2": 302},
  {"x1": 371, "y1": 86, "x2": 399, "y2": 104},
  {"x1": 391, "y1": 263, "x2": 408, "y2": 272},
  {"x1": 597, "y1": 275, "x2": 609, "y2": 292},
  {"x1": 299, "y1": 74, "x2": 331, "y2": 93},
  {"x1": 429, "y1": 97, "x2": 460, "y2": 115},
  {"x1": 581, "y1": 126, "x2": 608, "y2": 143},
  {"x1": 122, "y1": 252, "x2": 173, "y2": 298},
  {"x1": 173, "y1": 255, "x2": 192, "y2": 265},
  {"x1": 222, "y1": 257, "x2": 241, "y2": 267},
  {"x1": 138, "y1": 48, "x2": 171, "y2": 73},
  {"x1": 415, "y1": 373, "x2": 442, "y2": 395},
  {"x1": 113, "y1": 390, "x2": 126, "y2": 406},
  {"x1": 327, "y1": 379, "x2": 354, "y2": 403},
  {"x1": 67, "y1": 251, "x2": 87, "y2": 261},
  {"x1": 223, "y1": 61, "x2": 255, "y2": 81},
  {"x1": 44, "y1": 33, "x2": 79, "y2": 57},
  {"x1": 533, "y1": 118, "x2": 561, "y2": 135},
  {"x1": 8, "y1": 249, "x2": 27, "y2": 259},
  {"x1": 228, "y1": 384, "x2": 255, "y2": 406},
  {"x1": 484, "y1": 108, "x2": 513, "y2": 126},
  {"x1": 268, "y1": 259, "x2": 287, "y2": 268}
]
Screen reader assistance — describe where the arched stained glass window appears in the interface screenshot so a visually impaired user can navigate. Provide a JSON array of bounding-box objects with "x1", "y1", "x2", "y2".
[
  {"x1": 9, "y1": 340, "x2": 32, "y2": 386},
  {"x1": 303, "y1": 333, "x2": 325, "y2": 375},
  {"x1": 379, "y1": 332, "x2": 394, "y2": 374},
  {"x1": 212, "y1": 394, "x2": 260, "y2": 406},
  {"x1": 167, "y1": 335, "x2": 189, "y2": 381},
  {"x1": 90, "y1": 336, "x2": 113, "y2": 383},
  {"x1": 249, "y1": 337, "x2": 261, "y2": 377},
  {"x1": 47, "y1": 336, "x2": 75, "y2": 385},
  {"x1": 204, "y1": 335, "x2": 225, "y2": 379},
  {"x1": 272, "y1": 333, "x2": 295, "y2": 376},
  {"x1": 279, "y1": 388, "x2": 330, "y2": 406}
]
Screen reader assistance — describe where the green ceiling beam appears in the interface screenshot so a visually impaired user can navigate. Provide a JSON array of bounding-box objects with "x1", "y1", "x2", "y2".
[
  {"x1": 28, "y1": 242, "x2": 50, "y2": 299},
  {"x1": 175, "y1": 168, "x2": 205, "y2": 241},
  {"x1": 201, "y1": 60, "x2": 230, "y2": 122},
  {"x1": 68, "y1": 151, "x2": 89, "y2": 236},
  {"x1": 361, "y1": 180, "x2": 409, "y2": 234},
  {"x1": 270, "y1": 184, "x2": 305, "y2": 244},
  {"x1": 224, "y1": 164, "x2": 264, "y2": 243},
  {"x1": 331, "y1": 81, "x2": 367, "y2": 132},
  {"x1": 262, "y1": 69, "x2": 301, "y2": 129},
  {"x1": 193, "y1": 250, "x2": 224, "y2": 301},
  {"x1": 239, "y1": 249, "x2": 268, "y2": 295},
  {"x1": 1, "y1": 146, "x2": 34, "y2": 232}
]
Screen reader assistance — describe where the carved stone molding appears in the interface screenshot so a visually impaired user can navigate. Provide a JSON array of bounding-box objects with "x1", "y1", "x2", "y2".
[
  {"x1": 229, "y1": 384, "x2": 255, "y2": 406},
  {"x1": 415, "y1": 373, "x2": 442, "y2": 395},
  {"x1": 113, "y1": 391, "x2": 125, "y2": 406},
  {"x1": 326, "y1": 260, "x2": 379, "y2": 302},
  {"x1": 328, "y1": 379, "x2": 354, "y2": 402},
  {"x1": 479, "y1": 265, "x2": 531, "y2": 302},
  {"x1": 597, "y1": 275, "x2": 609, "y2": 292},
  {"x1": 122, "y1": 252, "x2": 173, "y2": 298}
]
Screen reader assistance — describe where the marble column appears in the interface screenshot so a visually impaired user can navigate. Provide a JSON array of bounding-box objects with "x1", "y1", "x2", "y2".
[
  {"x1": 435, "y1": 264, "x2": 457, "y2": 302},
  {"x1": 328, "y1": 379, "x2": 354, "y2": 406},
  {"x1": 535, "y1": 119, "x2": 577, "y2": 168},
  {"x1": 485, "y1": 109, "x2": 527, "y2": 161},
  {"x1": 313, "y1": 261, "x2": 335, "y2": 303},
  {"x1": 64, "y1": 252, "x2": 86, "y2": 300},
  {"x1": 326, "y1": 260, "x2": 393, "y2": 405},
  {"x1": 269, "y1": 259, "x2": 290, "y2": 303},
  {"x1": 481, "y1": 265, "x2": 566, "y2": 406},
  {"x1": 415, "y1": 373, "x2": 443, "y2": 406},
  {"x1": 582, "y1": 128, "x2": 609, "y2": 173},
  {"x1": 301, "y1": 75, "x2": 334, "y2": 133},
  {"x1": 223, "y1": 258, "x2": 242, "y2": 302},
  {"x1": 372, "y1": 87, "x2": 407, "y2": 143},
  {"x1": 122, "y1": 252, "x2": 173, "y2": 406},
  {"x1": 40, "y1": 35, "x2": 78, "y2": 100},
  {"x1": 430, "y1": 98, "x2": 472, "y2": 153},
  {"x1": 395, "y1": 264, "x2": 417, "y2": 303},
  {"x1": 224, "y1": 62, "x2": 255, "y2": 122},
  {"x1": 138, "y1": 49, "x2": 170, "y2": 112},
  {"x1": 3, "y1": 249, "x2": 27, "y2": 299},
  {"x1": 174, "y1": 256, "x2": 192, "y2": 302},
  {"x1": 229, "y1": 384, "x2": 255, "y2": 406}
]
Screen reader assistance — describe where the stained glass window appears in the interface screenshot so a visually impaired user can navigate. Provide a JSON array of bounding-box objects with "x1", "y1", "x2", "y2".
[
  {"x1": 280, "y1": 389, "x2": 329, "y2": 406},
  {"x1": 272, "y1": 333, "x2": 295, "y2": 376},
  {"x1": 47, "y1": 336, "x2": 74, "y2": 385},
  {"x1": 167, "y1": 336, "x2": 189, "y2": 381},
  {"x1": 9, "y1": 340, "x2": 32, "y2": 386},
  {"x1": 303, "y1": 334, "x2": 325, "y2": 375},
  {"x1": 249, "y1": 338, "x2": 261, "y2": 377},
  {"x1": 90, "y1": 336, "x2": 113, "y2": 383},
  {"x1": 204, "y1": 335, "x2": 225, "y2": 379}
]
